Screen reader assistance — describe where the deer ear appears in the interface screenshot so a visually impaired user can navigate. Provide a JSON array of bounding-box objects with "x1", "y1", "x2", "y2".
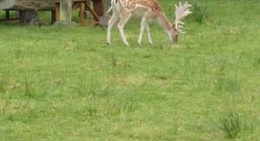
[
  {"x1": 171, "y1": 23, "x2": 177, "y2": 29},
  {"x1": 172, "y1": 23, "x2": 179, "y2": 32}
]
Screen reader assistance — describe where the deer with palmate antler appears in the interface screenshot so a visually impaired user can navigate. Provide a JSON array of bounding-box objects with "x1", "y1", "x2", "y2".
[{"x1": 106, "y1": 0, "x2": 192, "y2": 46}]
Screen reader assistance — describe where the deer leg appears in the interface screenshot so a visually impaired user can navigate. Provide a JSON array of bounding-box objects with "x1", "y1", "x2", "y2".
[
  {"x1": 138, "y1": 17, "x2": 147, "y2": 45},
  {"x1": 146, "y1": 24, "x2": 153, "y2": 45},
  {"x1": 139, "y1": 11, "x2": 153, "y2": 45},
  {"x1": 107, "y1": 13, "x2": 120, "y2": 45},
  {"x1": 118, "y1": 13, "x2": 132, "y2": 46}
]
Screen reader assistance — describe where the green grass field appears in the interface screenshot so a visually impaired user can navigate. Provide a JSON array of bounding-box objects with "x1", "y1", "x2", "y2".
[{"x1": 0, "y1": 0, "x2": 260, "y2": 140}]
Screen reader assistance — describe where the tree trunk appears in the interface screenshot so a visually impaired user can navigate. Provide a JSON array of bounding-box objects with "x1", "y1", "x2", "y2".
[
  {"x1": 19, "y1": 9, "x2": 38, "y2": 25},
  {"x1": 60, "y1": 0, "x2": 72, "y2": 21},
  {"x1": 55, "y1": 0, "x2": 75, "y2": 25}
]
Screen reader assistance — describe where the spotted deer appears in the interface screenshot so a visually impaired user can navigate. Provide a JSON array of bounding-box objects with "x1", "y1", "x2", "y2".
[{"x1": 106, "y1": 0, "x2": 192, "y2": 46}]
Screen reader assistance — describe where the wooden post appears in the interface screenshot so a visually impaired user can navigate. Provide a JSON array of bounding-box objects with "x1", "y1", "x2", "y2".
[
  {"x1": 79, "y1": 2, "x2": 85, "y2": 24},
  {"x1": 85, "y1": 2, "x2": 99, "y2": 22},
  {"x1": 92, "y1": 0, "x2": 104, "y2": 17},
  {"x1": 55, "y1": 2, "x2": 60, "y2": 21}
]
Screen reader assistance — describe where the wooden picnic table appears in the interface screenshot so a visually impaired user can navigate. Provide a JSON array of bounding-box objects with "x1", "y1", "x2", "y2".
[
  {"x1": 0, "y1": 0, "x2": 106, "y2": 24},
  {"x1": 55, "y1": 0, "x2": 105, "y2": 24}
]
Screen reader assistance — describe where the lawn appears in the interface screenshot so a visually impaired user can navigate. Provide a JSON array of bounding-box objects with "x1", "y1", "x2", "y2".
[{"x1": 0, "y1": 0, "x2": 260, "y2": 140}]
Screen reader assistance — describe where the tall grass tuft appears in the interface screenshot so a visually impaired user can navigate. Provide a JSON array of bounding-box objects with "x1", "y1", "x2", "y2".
[
  {"x1": 0, "y1": 78, "x2": 6, "y2": 93},
  {"x1": 219, "y1": 110, "x2": 255, "y2": 139},
  {"x1": 76, "y1": 80, "x2": 100, "y2": 118},
  {"x1": 24, "y1": 76, "x2": 35, "y2": 98},
  {"x1": 213, "y1": 75, "x2": 241, "y2": 92},
  {"x1": 220, "y1": 110, "x2": 242, "y2": 138}
]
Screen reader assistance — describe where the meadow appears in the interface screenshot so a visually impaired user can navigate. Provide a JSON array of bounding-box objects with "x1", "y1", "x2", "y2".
[{"x1": 0, "y1": 0, "x2": 260, "y2": 140}]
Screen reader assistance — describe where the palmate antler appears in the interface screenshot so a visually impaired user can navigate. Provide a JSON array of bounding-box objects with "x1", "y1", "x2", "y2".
[{"x1": 174, "y1": 1, "x2": 192, "y2": 34}]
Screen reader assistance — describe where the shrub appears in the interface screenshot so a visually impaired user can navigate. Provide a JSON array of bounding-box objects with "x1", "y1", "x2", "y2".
[{"x1": 189, "y1": 0, "x2": 209, "y2": 23}]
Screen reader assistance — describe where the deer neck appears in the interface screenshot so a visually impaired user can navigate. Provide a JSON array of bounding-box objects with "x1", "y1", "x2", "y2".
[{"x1": 157, "y1": 14, "x2": 174, "y2": 40}]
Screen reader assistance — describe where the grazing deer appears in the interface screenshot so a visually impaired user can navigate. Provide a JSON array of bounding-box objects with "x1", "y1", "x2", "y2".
[{"x1": 106, "y1": 0, "x2": 192, "y2": 46}]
